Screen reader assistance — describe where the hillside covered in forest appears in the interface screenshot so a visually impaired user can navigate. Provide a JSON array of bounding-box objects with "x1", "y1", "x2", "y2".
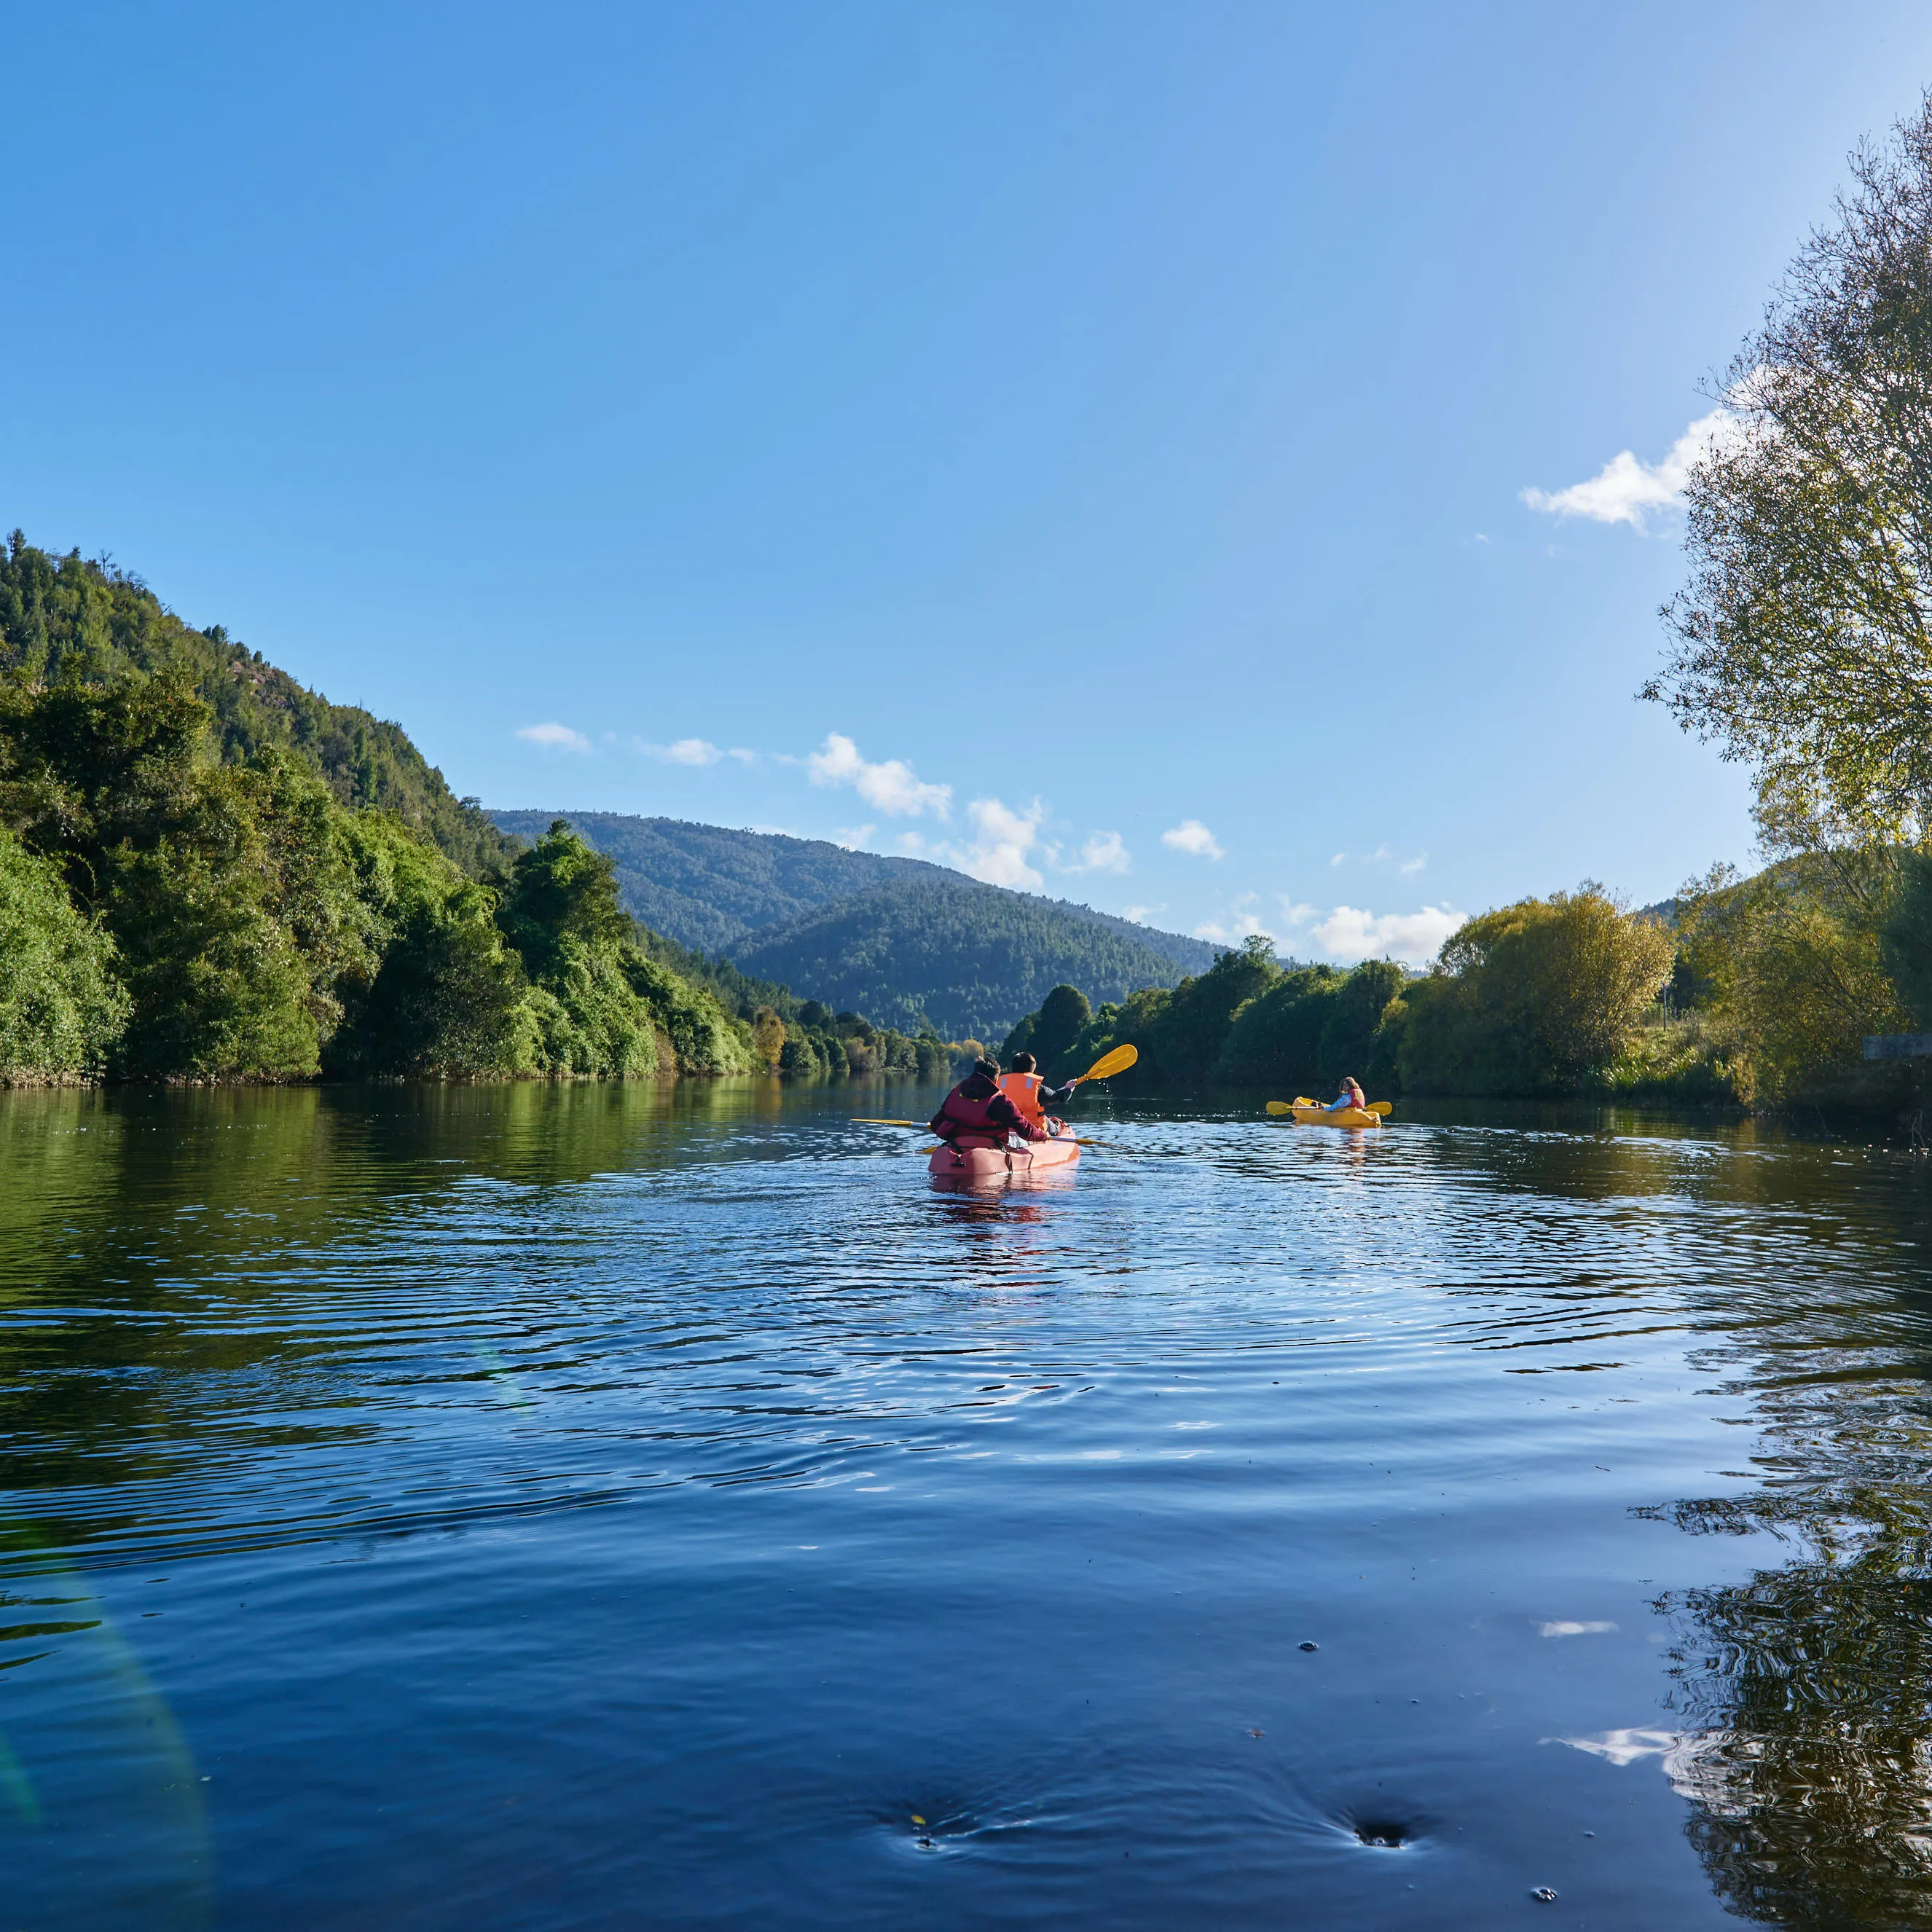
[
  {"x1": 0, "y1": 536, "x2": 759, "y2": 1084},
  {"x1": 489, "y1": 809, "x2": 1218, "y2": 1038},
  {"x1": 1, "y1": 535, "x2": 514, "y2": 876}
]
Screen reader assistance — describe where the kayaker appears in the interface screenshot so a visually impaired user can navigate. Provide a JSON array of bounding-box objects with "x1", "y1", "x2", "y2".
[
  {"x1": 1000, "y1": 1053, "x2": 1082, "y2": 1136},
  {"x1": 1324, "y1": 1077, "x2": 1367, "y2": 1115},
  {"x1": 930, "y1": 1057, "x2": 1050, "y2": 1151}
]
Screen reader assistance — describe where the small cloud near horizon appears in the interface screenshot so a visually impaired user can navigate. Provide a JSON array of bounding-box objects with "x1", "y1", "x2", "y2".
[
  {"x1": 1308, "y1": 903, "x2": 1463, "y2": 965},
  {"x1": 1161, "y1": 819, "x2": 1223, "y2": 860},
  {"x1": 517, "y1": 722, "x2": 590, "y2": 753}
]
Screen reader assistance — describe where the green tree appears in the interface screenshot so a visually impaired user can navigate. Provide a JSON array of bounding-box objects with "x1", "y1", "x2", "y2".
[
  {"x1": 323, "y1": 817, "x2": 530, "y2": 1077},
  {"x1": 1027, "y1": 983, "x2": 1091, "y2": 1067},
  {"x1": 750, "y1": 1005, "x2": 786, "y2": 1069},
  {"x1": 0, "y1": 823, "x2": 127, "y2": 1079},
  {"x1": 1402, "y1": 889, "x2": 1673, "y2": 1096},
  {"x1": 1646, "y1": 95, "x2": 1932, "y2": 849},
  {"x1": 1681, "y1": 854, "x2": 1907, "y2": 1099}
]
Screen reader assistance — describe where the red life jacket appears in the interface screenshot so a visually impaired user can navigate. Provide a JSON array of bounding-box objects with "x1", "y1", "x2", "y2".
[
  {"x1": 937, "y1": 1080, "x2": 1008, "y2": 1148},
  {"x1": 999, "y1": 1072, "x2": 1046, "y2": 1129}
]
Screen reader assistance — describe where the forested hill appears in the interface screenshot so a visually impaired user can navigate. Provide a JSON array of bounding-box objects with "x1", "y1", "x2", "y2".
[
  {"x1": 0, "y1": 535, "x2": 513, "y2": 875},
  {"x1": 489, "y1": 810, "x2": 1219, "y2": 1039}
]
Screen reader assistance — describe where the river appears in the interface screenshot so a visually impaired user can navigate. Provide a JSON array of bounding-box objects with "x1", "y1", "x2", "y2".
[{"x1": 3, "y1": 1081, "x2": 1929, "y2": 1928}]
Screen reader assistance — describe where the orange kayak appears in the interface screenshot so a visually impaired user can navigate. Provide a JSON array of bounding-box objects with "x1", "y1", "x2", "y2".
[{"x1": 927, "y1": 1134, "x2": 1081, "y2": 1179}]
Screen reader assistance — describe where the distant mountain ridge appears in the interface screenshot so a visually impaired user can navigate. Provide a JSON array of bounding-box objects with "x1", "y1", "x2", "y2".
[{"x1": 487, "y1": 810, "x2": 1219, "y2": 1037}]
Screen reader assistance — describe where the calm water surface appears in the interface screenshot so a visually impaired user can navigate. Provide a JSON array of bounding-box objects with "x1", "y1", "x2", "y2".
[{"x1": 4, "y1": 1081, "x2": 1931, "y2": 1929}]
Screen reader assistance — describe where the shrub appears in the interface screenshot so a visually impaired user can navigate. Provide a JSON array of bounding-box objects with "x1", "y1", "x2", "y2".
[{"x1": 0, "y1": 823, "x2": 127, "y2": 1079}]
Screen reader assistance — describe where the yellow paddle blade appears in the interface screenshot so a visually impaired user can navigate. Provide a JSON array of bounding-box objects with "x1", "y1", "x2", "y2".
[
  {"x1": 854, "y1": 1118, "x2": 921, "y2": 1126},
  {"x1": 1367, "y1": 1102, "x2": 1391, "y2": 1116},
  {"x1": 1079, "y1": 1042, "x2": 1139, "y2": 1082},
  {"x1": 1265, "y1": 1100, "x2": 1294, "y2": 1115}
]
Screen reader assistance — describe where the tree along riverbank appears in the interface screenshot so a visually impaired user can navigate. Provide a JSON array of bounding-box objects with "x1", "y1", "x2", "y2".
[{"x1": 1001, "y1": 875, "x2": 1932, "y2": 1126}]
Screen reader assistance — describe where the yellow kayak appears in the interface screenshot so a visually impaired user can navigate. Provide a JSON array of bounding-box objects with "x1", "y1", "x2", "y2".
[{"x1": 1287, "y1": 1097, "x2": 1383, "y2": 1129}]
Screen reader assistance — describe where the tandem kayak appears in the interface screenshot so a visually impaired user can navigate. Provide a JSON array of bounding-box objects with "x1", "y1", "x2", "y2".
[
  {"x1": 927, "y1": 1134, "x2": 1082, "y2": 1179},
  {"x1": 1287, "y1": 1104, "x2": 1383, "y2": 1129}
]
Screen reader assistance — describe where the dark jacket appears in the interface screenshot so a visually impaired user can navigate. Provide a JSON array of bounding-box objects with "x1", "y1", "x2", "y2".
[
  {"x1": 929, "y1": 1073, "x2": 1047, "y2": 1145},
  {"x1": 1040, "y1": 1078, "x2": 1080, "y2": 1109}
]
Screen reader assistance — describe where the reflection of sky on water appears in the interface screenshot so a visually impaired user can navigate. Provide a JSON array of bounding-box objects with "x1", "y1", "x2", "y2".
[{"x1": 6, "y1": 1082, "x2": 1932, "y2": 1926}]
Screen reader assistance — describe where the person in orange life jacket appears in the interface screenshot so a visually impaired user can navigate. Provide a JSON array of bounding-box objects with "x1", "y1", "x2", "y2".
[
  {"x1": 999, "y1": 1052, "x2": 1082, "y2": 1137},
  {"x1": 929, "y1": 1058, "x2": 1051, "y2": 1149},
  {"x1": 1324, "y1": 1076, "x2": 1367, "y2": 1115}
]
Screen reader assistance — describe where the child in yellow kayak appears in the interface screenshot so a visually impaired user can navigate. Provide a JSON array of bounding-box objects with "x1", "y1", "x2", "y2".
[{"x1": 1322, "y1": 1077, "x2": 1368, "y2": 1116}]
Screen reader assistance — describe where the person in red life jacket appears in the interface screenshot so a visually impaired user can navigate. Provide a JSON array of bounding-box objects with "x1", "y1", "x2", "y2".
[
  {"x1": 929, "y1": 1056, "x2": 1050, "y2": 1150},
  {"x1": 1322, "y1": 1076, "x2": 1368, "y2": 1116},
  {"x1": 998, "y1": 1052, "x2": 1083, "y2": 1138}
]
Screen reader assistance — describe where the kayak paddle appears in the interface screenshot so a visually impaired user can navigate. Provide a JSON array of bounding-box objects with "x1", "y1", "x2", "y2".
[
  {"x1": 1075, "y1": 1043, "x2": 1138, "y2": 1083},
  {"x1": 855, "y1": 1118, "x2": 922, "y2": 1126}
]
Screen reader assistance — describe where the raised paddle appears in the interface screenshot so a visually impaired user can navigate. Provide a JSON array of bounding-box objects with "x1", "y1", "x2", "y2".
[
  {"x1": 855, "y1": 1118, "x2": 922, "y2": 1126},
  {"x1": 1074, "y1": 1042, "x2": 1139, "y2": 1083}
]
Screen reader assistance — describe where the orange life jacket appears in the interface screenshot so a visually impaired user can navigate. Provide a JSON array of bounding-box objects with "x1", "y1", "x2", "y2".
[{"x1": 999, "y1": 1072, "x2": 1047, "y2": 1128}]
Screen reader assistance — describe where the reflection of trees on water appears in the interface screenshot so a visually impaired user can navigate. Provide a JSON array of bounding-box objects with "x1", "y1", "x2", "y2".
[{"x1": 1646, "y1": 1421, "x2": 1932, "y2": 1924}]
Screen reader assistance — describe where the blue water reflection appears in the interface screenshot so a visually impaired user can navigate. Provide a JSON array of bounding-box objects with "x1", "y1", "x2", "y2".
[{"x1": 3, "y1": 1082, "x2": 1928, "y2": 1927}]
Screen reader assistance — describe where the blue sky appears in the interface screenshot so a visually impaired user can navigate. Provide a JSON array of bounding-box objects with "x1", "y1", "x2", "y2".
[{"x1": 6, "y1": 2, "x2": 1931, "y2": 959}]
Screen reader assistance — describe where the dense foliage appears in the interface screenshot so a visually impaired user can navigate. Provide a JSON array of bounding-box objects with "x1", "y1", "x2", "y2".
[
  {"x1": 0, "y1": 651, "x2": 757, "y2": 1083},
  {"x1": 0, "y1": 822, "x2": 126, "y2": 1079},
  {"x1": 1002, "y1": 938, "x2": 1410, "y2": 1093},
  {"x1": 1003, "y1": 898, "x2": 1681, "y2": 1104},
  {"x1": 1, "y1": 535, "x2": 514, "y2": 876},
  {"x1": 489, "y1": 808, "x2": 1217, "y2": 1037},
  {"x1": 1395, "y1": 890, "x2": 1675, "y2": 1096}
]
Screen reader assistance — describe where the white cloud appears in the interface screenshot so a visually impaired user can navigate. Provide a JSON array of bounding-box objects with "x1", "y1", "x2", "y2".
[
  {"x1": 1161, "y1": 819, "x2": 1224, "y2": 860},
  {"x1": 806, "y1": 733, "x2": 951, "y2": 817},
  {"x1": 946, "y1": 796, "x2": 1047, "y2": 888},
  {"x1": 1065, "y1": 830, "x2": 1131, "y2": 876},
  {"x1": 517, "y1": 722, "x2": 591, "y2": 753},
  {"x1": 1120, "y1": 905, "x2": 1152, "y2": 924},
  {"x1": 657, "y1": 737, "x2": 723, "y2": 766},
  {"x1": 1330, "y1": 852, "x2": 1344, "y2": 867},
  {"x1": 1521, "y1": 404, "x2": 1741, "y2": 532},
  {"x1": 1195, "y1": 911, "x2": 1268, "y2": 945},
  {"x1": 832, "y1": 825, "x2": 876, "y2": 849},
  {"x1": 728, "y1": 747, "x2": 758, "y2": 765},
  {"x1": 1399, "y1": 852, "x2": 1428, "y2": 876},
  {"x1": 1279, "y1": 900, "x2": 1317, "y2": 927},
  {"x1": 921, "y1": 797, "x2": 1048, "y2": 887},
  {"x1": 1311, "y1": 903, "x2": 1464, "y2": 964}
]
